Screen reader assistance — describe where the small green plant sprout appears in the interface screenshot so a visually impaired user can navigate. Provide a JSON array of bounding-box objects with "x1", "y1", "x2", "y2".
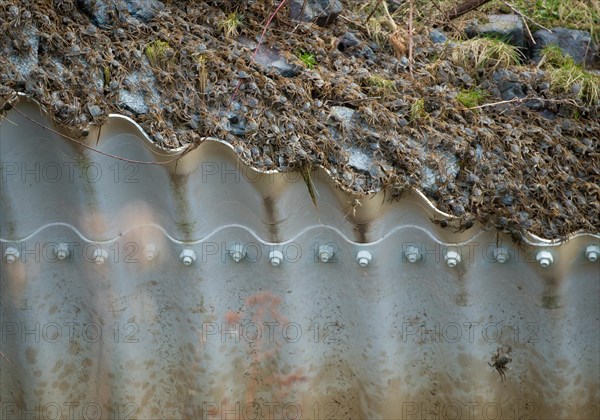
[
  {"x1": 103, "y1": 66, "x2": 110, "y2": 89},
  {"x1": 145, "y1": 40, "x2": 174, "y2": 68},
  {"x1": 195, "y1": 54, "x2": 208, "y2": 93},
  {"x1": 219, "y1": 11, "x2": 242, "y2": 38},
  {"x1": 410, "y1": 98, "x2": 428, "y2": 123},
  {"x1": 366, "y1": 74, "x2": 396, "y2": 96},
  {"x1": 456, "y1": 88, "x2": 487, "y2": 108},
  {"x1": 297, "y1": 51, "x2": 317, "y2": 69}
]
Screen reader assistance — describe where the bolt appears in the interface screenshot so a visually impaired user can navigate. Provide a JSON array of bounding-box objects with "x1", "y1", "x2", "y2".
[
  {"x1": 536, "y1": 250, "x2": 553, "y2": 268},
  {"x1": 405, "y1": 245, "x2": 421, "y2": 263},
  {"x1": 229, "y1": 244, "x2": 246, "y2": 263},
  {"x1": 144, "y1": 244, "x2": 158, "y2": 261},
  {"x1": 55, "y1": 243, "x2": 70, "y2": 260},
  {"x1": 269, "y1": 250, "x2": 284, "y2": 267},
  {"x1": 356, "y1": 250, "x2": 372, "y2": 267},
  {"x1": 4, "y1": 246, "x2": 20, "y2": 263},
  {"x1": 93, "y1": 249, "x2": 108, "y2": 264},
  {"x1": 494, "y1": 246, "x2": 509, "y2": 263},
  {"x1": 180, "y1": 249, "x2": 196, "y2": 266},
  {"x1": 318, "y1": 245, "x2": 334, "y2": 263},
  {"x1": 585, "y1": 245, "x2": 599, "y2": 262},
  {"x1": 445, "y1": 250, "x2": 461, "y2": 268}
]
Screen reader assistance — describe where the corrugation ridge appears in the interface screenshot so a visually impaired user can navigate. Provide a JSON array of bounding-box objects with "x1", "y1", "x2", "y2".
[{"x1": 3, "y1": 96, "x2": 596, "y2": 246}]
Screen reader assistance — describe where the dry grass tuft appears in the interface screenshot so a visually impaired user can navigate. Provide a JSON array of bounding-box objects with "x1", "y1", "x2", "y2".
[{"x1": 447, "y1": 37, "x2": 521, "y2": 74}]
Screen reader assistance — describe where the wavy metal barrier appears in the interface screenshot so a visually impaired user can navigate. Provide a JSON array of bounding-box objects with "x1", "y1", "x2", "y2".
[{"x1": 1, "y1": 98, "x2": 599, "y2": 419}]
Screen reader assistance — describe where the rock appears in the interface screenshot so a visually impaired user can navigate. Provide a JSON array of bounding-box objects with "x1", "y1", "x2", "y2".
[
  {"x1": 493, "y1": 70, "x2": 527, "y2": 101},
  {"x1": 429, "y1": 29, "x2": 447, "y2": 44},
  {"x1": 289, "y1": 0, "x2": 342, "y2": 27},
  {"x1": 6, "y1": 25, "x2": 39, "y2": 80},
  {"x1": 120, "y1": 0, "x2": 165, "y2": 23},
  {"x1": 77, "y1": 0, "x2": 164, "y2": 27},
  {"x1": 531, "y1": 28, "x2": 598, "y2": 67},
  {"x1": 87, "y1": 104, "x2": 102, "y2": 118},
  {"x1": 253, "y1": 44, "x2": 301, "y2": 78},
  {"x1": 525, "y1": 99, "x2": 544, "y2": 111},
  {"x1": 478, "y1": 15, "x2": 526, "y2": 49},
  {"x1": 76, "y1": 0, "x2": 113, "y2": 27},
  {"x1": 346, "y1": 147, "x2": 372, "y2": 172},
  {"x1": 330, "y1": 106, "x2": 355, "y2": 124},
  {"x1": 118, "y1": 69, "x2": 160, "y2": 115},
  {"x1": 337, "y1": 32, "x2": 376, "y2": 60}
]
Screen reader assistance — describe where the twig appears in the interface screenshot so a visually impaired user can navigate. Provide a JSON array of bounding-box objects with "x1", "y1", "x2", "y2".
[
  {"x1": 502, "y1": 1, "x2": 553, "y2": 34},
  {"x1": 1, "y1": 352, "x2": 12, "y2": 365},
  {"x1": 468, "y1": 96, "x2": 581, "y2": 110},
  {"x1": 12, "y1": 107, "x2": 190, "y2": 165},
  {"x1": 408, "y1": 0, "x2": 414, "y2": 75},
  {"x1": 446, "y1": 0, "x2": 493, "y2": 22},
  {"x1": 364, "y1": 0, "x2": 384, "y2": 26},
  {"x1": 325, "y1": 96, "x2": 382, "y2": 106},
  {"x1": 502, "y1": 2, "x2": 535, "y2": 44},
  {"x1": 229, "y1": 0, "x2": 289, "y2": 106}
]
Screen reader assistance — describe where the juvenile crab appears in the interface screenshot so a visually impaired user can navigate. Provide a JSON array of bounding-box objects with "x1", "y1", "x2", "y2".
[{"x1": 489, "y1": 345, "x2": 512, "y2": 381}]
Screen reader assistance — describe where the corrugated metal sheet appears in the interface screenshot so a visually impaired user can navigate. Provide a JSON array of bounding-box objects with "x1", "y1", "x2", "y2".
[{"x1": 1, "y1": 98, "x2": 599, "y2": 419}]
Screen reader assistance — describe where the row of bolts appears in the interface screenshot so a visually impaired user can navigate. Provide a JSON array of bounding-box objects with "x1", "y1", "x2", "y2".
[{"x1": 3, "y1": 243, "x2": 599, "y2": 267}]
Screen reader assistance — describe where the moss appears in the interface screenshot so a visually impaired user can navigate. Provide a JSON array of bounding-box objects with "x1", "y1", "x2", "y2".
[
  {"x1": 410, "y1": 98, "x2": 428, "y2": 123},
  {"x1": 144, "y1": 40, "x2": 173, "y2": 68},
  {"x1": 456, "y1": 88, "x2": 487, "y2": 108}
]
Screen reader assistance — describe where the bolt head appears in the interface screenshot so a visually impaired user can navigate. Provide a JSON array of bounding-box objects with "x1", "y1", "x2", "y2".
[
  {"x1": 405, "y1": 246, "x2": 420, "y2": 263},
  {"x1": 92, "y1": 249, "x2": 108, "y2": 264},
  {"x1": 356, "y1": 250, "x2": 372, "y2": 267},
  {"x1": 269, "y1": 250, "x2": 283, "y2": 267},
  {"x1": 536, "y1": 250, "x2": 553, "y2": 268},
  {"x1": 144, "y1": 245, "x2": 158, "y2": 261},
  {"x1": 180, "y1": 249, "x2": 197, "y2": 265},
  {"x1": 445, "y1": 250, "x2": 461, "y2": 268},
  {"x1": 4, "y1": 246, "x2": 20, "y2": 263},
  {"x1": 585, "y1": 245, "x2": 599, "y2": 262},
  {"x1": 229, "y1": 245, "x2": 245, "y2": 262},
  {"x1": 494, "y1": 247, "x2": 509, "y2": 263},
  {"x1": 318, "y1": 245, "x2": 334, "y2": 263}
]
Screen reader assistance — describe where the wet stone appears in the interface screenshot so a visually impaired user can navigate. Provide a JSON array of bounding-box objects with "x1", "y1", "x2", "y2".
[{"x1": 289, "y1": 0, "x2": 342, "y2": 27}]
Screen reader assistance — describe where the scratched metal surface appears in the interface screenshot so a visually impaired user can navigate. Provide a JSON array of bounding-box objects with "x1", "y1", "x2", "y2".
[{"x1": 1, "y1": 98, "x2": 599, "y2": 419}]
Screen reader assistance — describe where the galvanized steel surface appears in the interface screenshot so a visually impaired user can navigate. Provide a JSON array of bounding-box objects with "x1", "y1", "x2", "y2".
[{"x1": 1, "y1": 99, "x2": 599, "y2": 419}]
